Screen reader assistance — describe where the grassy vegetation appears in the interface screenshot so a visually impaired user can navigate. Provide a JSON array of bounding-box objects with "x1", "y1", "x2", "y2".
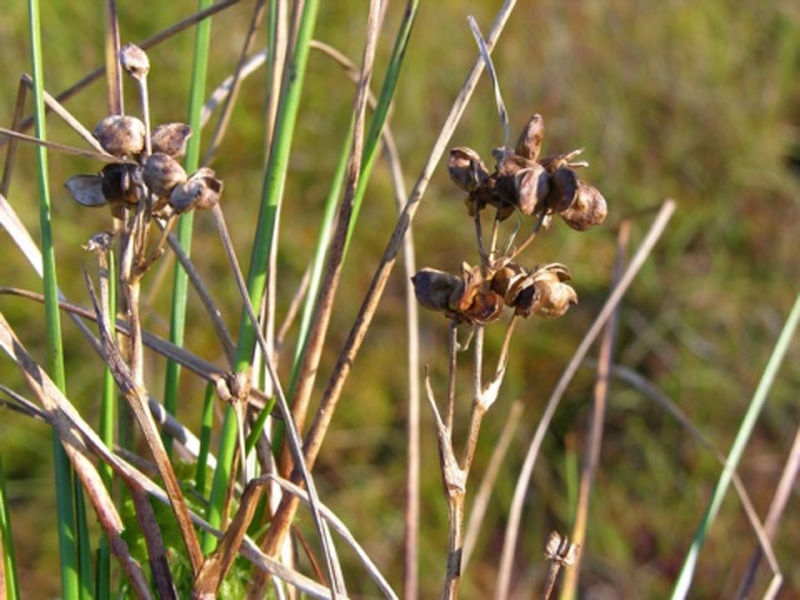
[{"x1": 0, "y1": 1, "x2": 799, "y2": 598}]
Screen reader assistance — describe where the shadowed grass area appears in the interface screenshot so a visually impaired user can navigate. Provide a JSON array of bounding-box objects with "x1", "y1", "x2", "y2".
[{"x1": 0, "y1": 1, "x2": 799, "y2": 598}]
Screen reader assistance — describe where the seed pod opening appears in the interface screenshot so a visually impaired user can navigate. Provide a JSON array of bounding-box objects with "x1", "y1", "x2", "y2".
[{"x1": 101, "y1": 163, "x2": 141, "y2": 205}]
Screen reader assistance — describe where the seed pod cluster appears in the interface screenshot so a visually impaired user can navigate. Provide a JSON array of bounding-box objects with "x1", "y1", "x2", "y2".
[
  {"x1": 412, "y1": 261, "x2": 577, "y2": 324},
  {"x1": 448, "y1": 114, "x2": 607, "y2": 230},
  {"x1": 67, "y1": 118, "x2": 217, "y2": 217}
]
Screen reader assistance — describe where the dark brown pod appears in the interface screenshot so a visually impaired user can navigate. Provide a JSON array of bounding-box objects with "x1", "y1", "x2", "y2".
[
  {"x1": 545, "y1": 167, "x2": 579, "y2": 213},
  {"x1": 411, "y1": 268, "x2": 464, "y2": 313},
  {"x1": 100, "y1": 163, "x2": 141, "y2": 205},
  {"x1": 515, "y1": 163, "x2": 550, "y2": 215},
  {"x1": 93, "y1": 115, "x2": 146, "y2": 157},
  {"x1": 151, "y1": 123, "x2": 192, "y2": 158},
  {"x1": 515, "y1": 114, "x2": 545, "y2": 161},
  {"x1": 448, "y1": 147, "x2": 489, "y2": 192},
  {"x1": 189, "y1": 167, "x2": 223, "y2": 210},
  {"x1": 558, "y1": 182, "x2": 607, "y2": 231},
  {"x1": 120, "y1": 43, "x2": 150, "y2": 80},
  {"x1": 143, "y1": 152, "x2": 187, "y2": 199}
]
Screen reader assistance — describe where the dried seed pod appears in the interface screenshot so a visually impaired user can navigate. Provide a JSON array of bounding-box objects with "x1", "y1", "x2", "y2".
[
  {"x1": 167, "y1": 167, "x2": 222, "y2": 214},
  {"x1": 448, "y1": 147, "x2": 489, "y2": 192},
  {"x1": 189, "y1": 167, "x2": 223, "y2": 210},
  {"x1": 93, "y1": 115, "x2": 146, "y2": 157},
  {"x1": 515, "y1": 163, "x2": 550, "y2": 215},
  {"x1": 490, "y1": 263, "x2": 527, "y2": 301},
  {"x1": 515, "y1": 114, "x2": 545, "y2": 161},
  {"x1": 411, "y1": 268, "x2": 464, "y2": 314},
  {"x1": 120, "y1": 43, "x2": 150, "y2": 80},
  {"x1": 100, "y1": 163, "x2": 141, "y2": 205},
  {"x1": 527, "y1": 264, "x2": 577, "y2": 318},
  {"x1": 143, "y1": 152, "x2": 187, "y2": 199},
  {"x1": 558, "y1": 182, "x2": 607, "y2": 231},
  {"x1": 545, "y1": 167, "x2": 579, "y2": 213},
  {"x1": 455, "y1": 263, "x2": 504, "y2": 324},
  {"x1": 151, "y1": 123, "x2": 192, "y2": 158}
]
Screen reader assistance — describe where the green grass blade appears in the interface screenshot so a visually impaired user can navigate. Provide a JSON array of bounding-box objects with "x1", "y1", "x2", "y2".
[
  {"x1": 163, "y1": 0, "x2": 215, "y2": 456},
  {"x1": 194, "y1": 383, "x2": 216, "y2": 496},
  {"x1": 344, "y1": 0, "x2": 419, "y2": 253},
  {"x1": 203, "y1": 0, "x2": 321, "y2": 553},
  {"x1": 671, "y1": 290, "x2": 800, "y2": 599},
  {"x1": 27, "y1": 1, "x2": 82, "y2": 597},
  {"x1": 0, "y1": 457, "x2": 20, "y2": 600},
  {"x1": 95, "y1": 249, "x2": 117, "y2": 599}
]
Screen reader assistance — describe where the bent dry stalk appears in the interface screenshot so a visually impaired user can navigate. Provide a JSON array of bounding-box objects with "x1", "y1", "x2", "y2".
[{"x1": 412, "y1": 113, "x2": 606, "y2": 598}]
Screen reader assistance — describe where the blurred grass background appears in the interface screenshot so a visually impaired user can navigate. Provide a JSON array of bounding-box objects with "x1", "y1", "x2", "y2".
[{"x1": 1, "y1": 1, "x2": 799, "y2": 597}]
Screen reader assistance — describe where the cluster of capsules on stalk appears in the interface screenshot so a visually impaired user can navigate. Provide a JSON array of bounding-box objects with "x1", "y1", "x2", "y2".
[
  {"x1": 412, "y1": 114, "x2": 607, "y2": 325},
  {"x1": 65, "y1": 43, "x2": 222, "y2": 221}
]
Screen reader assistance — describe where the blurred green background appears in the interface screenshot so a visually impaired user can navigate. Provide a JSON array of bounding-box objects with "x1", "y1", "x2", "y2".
[{"x1": 1, "y1": 1, "x2": 799, "y2": 597}]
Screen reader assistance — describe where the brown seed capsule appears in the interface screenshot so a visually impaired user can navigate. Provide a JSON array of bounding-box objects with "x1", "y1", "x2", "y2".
[
  {"x1": 411, "y1": 268, "x2": 464, "y2": 314},
  {"x1": 100, "y1": 163, "x2": 141, "y2": 205},
  {"x1": 515, "y1": 163, "x2": 550, "y2": 215},
  {"x1": 448, "y1": 147, "x2": 489, "y2": 192},
  {"x1": 167, "y1": 168, "x2": 223, "y2": 214},
  {"x1": 558, "y1": 181, "x2": 607, "y2": 231},
  {"x1": 93, "y1": 115, "x2": 146, "y2": 157},
  {"x1": 151, "y1": 123, "x2": 193, "y2": 158},
  {"x1": 143, "y1": 152, "x2": 187, "y2": 199},
  {"x1": 511, "y1": 264, "x2": 578, "y2": 318},
  {"x1": 545, "y1": 167, "x2": 579, "y2": 213},
  {"x1": 120, "y1": 43, "x2": 150, "y2": 80},
  {"x1": 515, "y1": 114, "x2": 545, "y2": 161},
  {"x1": 189, "y1": 167, "x2": 223, "y2": 210}
]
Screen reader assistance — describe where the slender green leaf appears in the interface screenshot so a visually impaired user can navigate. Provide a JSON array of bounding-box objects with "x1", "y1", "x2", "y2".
[
  {"x1": 0, "y1": 457, "x2": 20, "y2": 600},
  {"x1": 163, "y1": 0, "x2": 215, "y2": 456},
  {"x1": 671, "y1": 291, "x2": 800, "y2": 599},
  {"x1": 27, "y1": 1, "x2": 83, "y2": 596},
  {"x1": 204, "y1": 0, "x2": 321, "y2": 553}
]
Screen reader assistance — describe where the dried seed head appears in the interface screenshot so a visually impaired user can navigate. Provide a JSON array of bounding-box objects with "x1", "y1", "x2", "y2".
[
  {"x1": 151, "y1": 123, "x2": 193, "y2": 158},
  {"x1": 558, "y1": 182, "x2": 607, "y2": 231},
  {"x1": 100, "y1": 163, "x2": 141, "y2": 205},
  {"x1": 167, "y1": 167, "x2": 223, "y2": 214},
  {"x1": 448, "y1": 147, "x2": 489, "y2": 192},
  {"x1": 515, "y1": 114, "x2": 545, "y2": 161},
  {"x1": 120, "y1": 43, "x2": 150, "y2": 80},
  {"x1": 411, "y1": 268, "x2": 464, "y2": 314},
  {"x1": 515, "y1": 163, "x2": 550, "y2": 215},
  {"x1": 526, "y1": 264, "x2": 578, "y2": 318},
  {"x1": 93, "y1": 115, "x2": 146, "y2": 157},
  {"x1": 143, "y1": 152, "x2": 187, "y2": 199}
]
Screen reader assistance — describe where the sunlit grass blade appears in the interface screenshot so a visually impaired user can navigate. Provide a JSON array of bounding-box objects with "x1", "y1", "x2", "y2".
[
  {"x1": 671, "y1": 290, "x2": 800, "y2": 599},
  {"x1": 0, "y1": 457, "x2": 20, "y2": 600},
  {"x1": 27, "y1": 0, "x2": 83, "y2": 596},
  {"x1": 203, "y1": 0, "x2": 321, "y2": 553},
  {"x1": 163, "y1": 0, "x2": 215, "y2": 457}
]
